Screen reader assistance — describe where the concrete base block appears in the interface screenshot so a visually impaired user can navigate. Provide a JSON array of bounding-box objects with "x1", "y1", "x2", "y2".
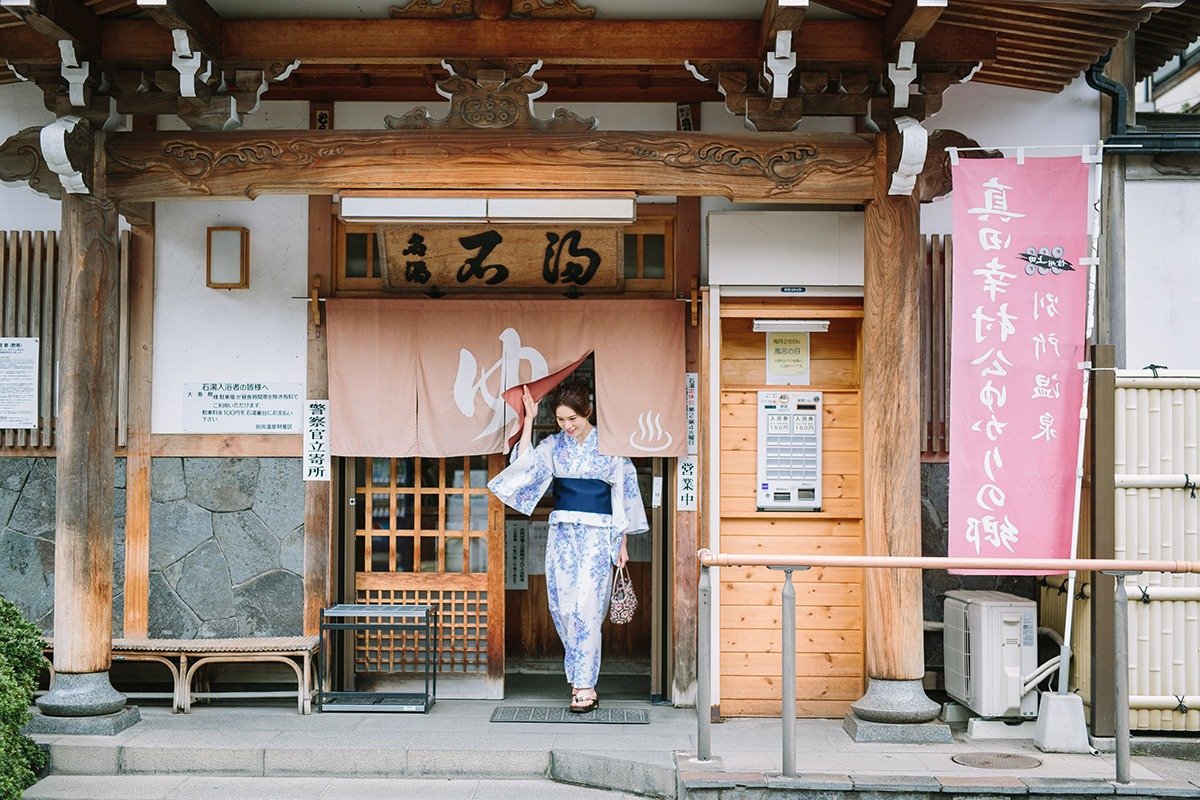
[
  {"x1": 23, "y1": 706, "x2": 141, "y2": 736},
  {"x1": 967, "y1": 718, "x2": 1037, "y2": 739},
  {"x1": 842, "y1": 712, "x2": 953, "y2": 743},
  {"x1": 36, "y1": 671, "x2": 128, "y2": 717},
  {"x1": 851, "y1": 678, "x2": 940, "y2": 724},
  {"x1": 1034, "y1": 692, "x2": 1095, "y2": 754}
]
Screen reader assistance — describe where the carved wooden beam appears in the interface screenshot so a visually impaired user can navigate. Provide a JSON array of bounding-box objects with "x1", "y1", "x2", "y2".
[
  {"x1": 104, "y1": 129, "x2": 876, "y2": 203},
  {"x1": 884, "y1": 0, "x2": 946, "y2": 55},
  {"x1": 136, "y1": 0, "x2": 223, "y2": 59},
  {"x1": 1, "y1": 0, "x2": 101, "y2": 60},
  {"x1": 0, "y1": 125, "x2": 63, "y2": 198},
  {"x1": 759, "y1": 0, "x2": 808, "y2": 58},
  {"x1": 916, "y1": 129, "x2": 1002, "y2": 203}
]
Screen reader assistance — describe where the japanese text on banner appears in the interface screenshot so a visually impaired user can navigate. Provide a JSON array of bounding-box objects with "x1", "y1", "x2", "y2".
[{"x1": 947, "y1": 157, "x2": 1090, "y2": 572}]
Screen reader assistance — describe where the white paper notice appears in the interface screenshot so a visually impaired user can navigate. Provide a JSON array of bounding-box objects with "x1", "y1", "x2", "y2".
[
  {"x1": 686, "y1": 372, "x2": 698, "y2": 455},
  {"x1": 0, "y1": 338, "x2": 39, "y2": 429},
  {"x1": 527, "y1": 521, "x2": 549, "y2": 575},
  {"x1": 183, "y1": 382, "x2": 302, "y2": 433},
  {"x1": 505, "y1": 520, "x2": 529, "y2": 589},
  {"x1": 627, "y1": 531, "x2": 653, "y2": 563},
  {"x1": 303, "y1": 400, "x2": 330, "y2": 481},
  {"x1": 677, "y1": 455, "x2": 698, "y2": 512}
]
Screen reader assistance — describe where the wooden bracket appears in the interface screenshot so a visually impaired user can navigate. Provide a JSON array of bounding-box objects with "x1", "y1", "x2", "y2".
[
  {"x1": 690, "y1": 276, "x2": 700, "y2": 328},
  {"x1": 310, "y1": 276, "x2": 322, "y2": 329}
]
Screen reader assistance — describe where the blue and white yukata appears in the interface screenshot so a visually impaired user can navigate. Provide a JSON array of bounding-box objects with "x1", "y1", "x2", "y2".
[{"x1": 488, "y1": 428, "x2": 648, "y2": 688}]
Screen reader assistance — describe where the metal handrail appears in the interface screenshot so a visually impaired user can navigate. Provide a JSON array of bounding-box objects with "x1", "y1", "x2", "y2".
[{"x1": 695, "y1": 549, "x2": 1200, "y2": 784}]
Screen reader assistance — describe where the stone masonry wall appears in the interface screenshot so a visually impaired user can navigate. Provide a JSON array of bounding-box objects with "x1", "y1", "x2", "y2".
[
  {"x1": 0, "y1": 457, "x2": 126, "y2": 635},
  {"x1": 148, "y1": 457, "x2": 303, "y2": 638},
  {"x1": 0, "y1": 456, "x2": 303, "y2": 640}
]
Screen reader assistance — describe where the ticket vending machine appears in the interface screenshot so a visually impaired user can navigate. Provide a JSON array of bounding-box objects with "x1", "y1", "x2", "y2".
[{"x1": 756, "y1": 391, "x2": 823, "y2": 511}]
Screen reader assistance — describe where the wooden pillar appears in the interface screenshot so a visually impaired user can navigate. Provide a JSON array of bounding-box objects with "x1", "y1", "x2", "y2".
[
  {"x1": 1099, "y1": 36, "x2": 1134, "y2": 370},
  {"x1": 852, "y1": 133, "x2": 937, "y2": 724},
  {"x1": 123, "y1": 223, "x2": 154, "y2": 638},
  {"x1": 38, "y1": 189, "x2": 126, "y2": 716},
  {"x1": 302, "y1": 193, "x2": 333, "y2": 636}
]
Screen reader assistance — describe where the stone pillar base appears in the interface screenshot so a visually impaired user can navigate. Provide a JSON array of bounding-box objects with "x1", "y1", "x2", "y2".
[
  {"x1": 35, "y1": 671, "x2": 127, "y2": 717},
  {"x1": 851, "y1": 677, "x2": 940, "y2": 723},
  {"x1": 842, "y1": 712, "x2": 952, "y2": 743},
  {"x1": 23, "y1": 706, "x2": 141, "y2": 736}
]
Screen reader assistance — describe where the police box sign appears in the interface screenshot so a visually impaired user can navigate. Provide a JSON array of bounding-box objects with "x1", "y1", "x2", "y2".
[
  {"x1": 182, "y1": 382, "x2": 302, "y2": 434},
  {"x1": 378, "y1": 226, "x2": 623, "y2": 293}
]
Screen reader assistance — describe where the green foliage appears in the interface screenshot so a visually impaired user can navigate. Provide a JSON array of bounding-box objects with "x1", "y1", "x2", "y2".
[
  {"x1": 0, "y1": 596, "x2": 48, "y2": 800},
  {"x1": 0, "y1": 597, "x2": 43, "y2": 696}
]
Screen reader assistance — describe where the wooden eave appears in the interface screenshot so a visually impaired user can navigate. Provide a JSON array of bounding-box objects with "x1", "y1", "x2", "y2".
[{"x1": 0, "y1": 2, "x2": 1191, "y2": 101}]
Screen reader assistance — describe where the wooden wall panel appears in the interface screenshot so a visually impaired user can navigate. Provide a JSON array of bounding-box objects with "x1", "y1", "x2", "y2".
[{"x1": 716, "y1": 300, "x2": 865, "y2": 718}]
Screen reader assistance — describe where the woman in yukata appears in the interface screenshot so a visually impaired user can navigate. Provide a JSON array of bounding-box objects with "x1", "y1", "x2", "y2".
[{"x1": 488, "y1": 376, "x2": 648, "y2": 713}]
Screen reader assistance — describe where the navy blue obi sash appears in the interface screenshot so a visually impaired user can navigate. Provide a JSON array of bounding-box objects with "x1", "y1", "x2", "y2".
[{"x1": 552, "y1": 478, "x2": 612, "y2": 515}]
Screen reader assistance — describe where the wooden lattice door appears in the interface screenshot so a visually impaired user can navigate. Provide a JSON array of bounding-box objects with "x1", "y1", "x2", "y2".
[{"x1": 350, "y1": 455, "x2": 505, "y2": 698}]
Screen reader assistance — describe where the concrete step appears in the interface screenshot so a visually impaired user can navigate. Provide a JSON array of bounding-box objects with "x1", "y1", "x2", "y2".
[
  {"x1": 41, "y1": 737, "x2": 678, "y2": 798},
  {"x1": 22, "y1": 775, "x2": 649, "y2": 800}
]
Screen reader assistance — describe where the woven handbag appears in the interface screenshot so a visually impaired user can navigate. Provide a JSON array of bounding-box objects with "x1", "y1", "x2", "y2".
[{"x1": 609, "y1": 565, "x2": 638, "y2": 624}]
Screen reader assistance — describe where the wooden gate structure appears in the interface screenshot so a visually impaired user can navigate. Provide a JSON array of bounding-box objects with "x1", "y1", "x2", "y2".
[{"x1": 2, "y1": 0, "x2": 1188, "y2": 724}]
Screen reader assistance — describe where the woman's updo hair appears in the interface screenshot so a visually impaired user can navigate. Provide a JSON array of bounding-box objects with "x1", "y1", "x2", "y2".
[{"x1": 548, "y1": 376, "x2": 592, "y2": 418}]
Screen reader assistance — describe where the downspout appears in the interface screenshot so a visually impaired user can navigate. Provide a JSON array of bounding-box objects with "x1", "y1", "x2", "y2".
[{"x1": 1086, "y1": 50, "x2": 1200, "y2": 151}]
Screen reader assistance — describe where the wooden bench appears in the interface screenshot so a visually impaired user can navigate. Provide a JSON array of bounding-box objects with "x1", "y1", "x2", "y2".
[{"x1": 45, "y1": 636, "x2": 319, "y2": 714}]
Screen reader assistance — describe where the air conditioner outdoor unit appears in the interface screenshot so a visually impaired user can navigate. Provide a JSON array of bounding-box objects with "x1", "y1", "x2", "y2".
[{"x1": 943, "y1": 590, "x2": 1039, "y2": 719}]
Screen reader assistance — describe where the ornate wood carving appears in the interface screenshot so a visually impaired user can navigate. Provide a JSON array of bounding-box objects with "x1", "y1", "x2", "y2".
[
  {"x1": 0, "y1": 125, "x2": 63, "y2": 198},
  {"x1": 384, "y1": 62, "x2": 596, "y2": 132},
  {"x1": 388, "y1": 0, "x2": 593, "y2": 19},
  {"x1": 103, "y1": 129, "x2": 877, "y2": 203},
  {"x1": 916, "y1": 129, "x2": 1001, "y2": 203},
  {"x1": 886, "y1": 116, "x2": 928, "y2": 196}
]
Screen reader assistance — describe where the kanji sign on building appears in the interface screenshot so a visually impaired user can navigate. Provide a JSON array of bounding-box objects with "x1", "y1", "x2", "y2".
[
  {"x1": 948, "y1": 156, "x2": 1090, "y2": 572},
  {"x1": 379, "y1": 226, "x2": 623, "y2": 293}
]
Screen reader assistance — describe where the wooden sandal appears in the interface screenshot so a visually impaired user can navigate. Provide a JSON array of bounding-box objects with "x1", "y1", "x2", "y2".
[{"x1": 569, "y1": 690, "x2": 598, "y2": 714}]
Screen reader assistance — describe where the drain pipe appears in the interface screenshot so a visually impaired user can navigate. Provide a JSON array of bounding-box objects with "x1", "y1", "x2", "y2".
[{"x1": 1086, "y1": 50, "x2": 1200, "y2": 151}]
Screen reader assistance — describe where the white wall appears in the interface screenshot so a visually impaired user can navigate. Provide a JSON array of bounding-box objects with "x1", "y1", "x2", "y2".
[
  {"x1": 0, "y1": 82, "x2": 64, "y2": 231},
  {"x1": 920, "y1": 76, "x2": 1101, "y2": 233},
  {"x1": 151, "y1": 196, "x2": 309, "y2": 432},
  {"x1": 1125, "y1": 180, "x2": 1200, "y2": 370}
]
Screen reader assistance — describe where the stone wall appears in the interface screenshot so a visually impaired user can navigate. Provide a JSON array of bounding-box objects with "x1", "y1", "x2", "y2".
[
  {"x1": 0, "y1": 457, "x2": 126, "y2": 635},
  {"x1": 148, "y1": 457, "x2": 303, "y2": 638},
  {"x1": 0, "y1": 456, "x2": 303, "y2": 639}
]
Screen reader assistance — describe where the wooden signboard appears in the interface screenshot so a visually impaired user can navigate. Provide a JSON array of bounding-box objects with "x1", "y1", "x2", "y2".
[{"x1": 378, "y1": 225, "x2": 623, "y2": 293}]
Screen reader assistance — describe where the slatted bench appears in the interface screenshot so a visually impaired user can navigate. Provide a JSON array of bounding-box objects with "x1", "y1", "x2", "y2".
[{"x1": 45, "y1": 636, "x2": 319, "y2": 714}]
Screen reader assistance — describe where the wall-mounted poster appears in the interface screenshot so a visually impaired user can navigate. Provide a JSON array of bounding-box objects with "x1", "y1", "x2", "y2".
[
  {"x1": 0, "y1": 338, "x2": 38, "y2": 429},
  {"x1": 765, "y1": 332, "x2": 811, "y2": 385},
  {"x1": 182, "y1": 382, "x2": 302, "y2": 433},
  {"x1": 505, "y1": 520, "x2": 529, "y2": 590}
]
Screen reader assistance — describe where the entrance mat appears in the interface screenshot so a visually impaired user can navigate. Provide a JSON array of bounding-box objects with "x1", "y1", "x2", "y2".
[{"x1": 490, "y1": 706, "x2": 649, "y2": 724}]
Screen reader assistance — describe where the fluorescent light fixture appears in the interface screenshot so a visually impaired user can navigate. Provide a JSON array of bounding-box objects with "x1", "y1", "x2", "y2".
[
  {"x1": 487, "y1": 196, "x2": 635, "y2": 222},
  {"x1": 752, "y1": 319, "x2": 830, "y2": 334},
  {"x1": 338, "y1": 195, "x2": 635, "y2": 223},
  {"x1": 339, "y1": 196, "x2": 487, "y2": 222}
]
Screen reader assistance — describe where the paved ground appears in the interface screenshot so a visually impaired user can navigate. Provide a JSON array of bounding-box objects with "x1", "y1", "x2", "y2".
[{"x1": 22, "y1": 699, "x2": 1200, "y2": 798}]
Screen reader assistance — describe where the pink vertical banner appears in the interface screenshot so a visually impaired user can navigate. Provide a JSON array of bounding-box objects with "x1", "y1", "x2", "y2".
[{"x1": 948, "y1": 156, "x2": 1090, "y2": 573}]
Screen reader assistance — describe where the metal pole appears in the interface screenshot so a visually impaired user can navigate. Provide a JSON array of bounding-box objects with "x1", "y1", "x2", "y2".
[
  {"x1": 1109, "y1": 571, "x2": 1135, "y2": 784},
  {"x1": 697, "y1": 564, "x2": 712, "y2": 762},
  {"x1": 781, "y1": 568, "x2": 796, "y2": 777}
]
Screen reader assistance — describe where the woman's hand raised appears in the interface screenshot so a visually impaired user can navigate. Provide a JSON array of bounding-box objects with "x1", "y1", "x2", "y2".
[{"x1": 522, "y1": 385, "x2": 539, "y2": 421}]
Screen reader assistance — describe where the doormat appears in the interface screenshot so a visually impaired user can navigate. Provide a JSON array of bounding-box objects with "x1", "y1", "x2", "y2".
[{"x1": 490, "y1": 706, "x2": 649, "y2": 724}]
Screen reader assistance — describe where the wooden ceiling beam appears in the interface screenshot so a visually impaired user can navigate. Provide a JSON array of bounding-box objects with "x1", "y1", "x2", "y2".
[
  {"x1": 0, "y1": 18, "x2": 997, "y2": 69},
  {"x1": 135, "y1": 0, "x2": 222, "y2": 58},
  {"x1": 883, "y1": 0, "x2": 946, "y2": 54},
  {"x1": 1, "y1": 0, "x2": 102, "y2": 60},
  {"x1": 759, "y1": 0, "x2": 808, "y2": 57}
]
